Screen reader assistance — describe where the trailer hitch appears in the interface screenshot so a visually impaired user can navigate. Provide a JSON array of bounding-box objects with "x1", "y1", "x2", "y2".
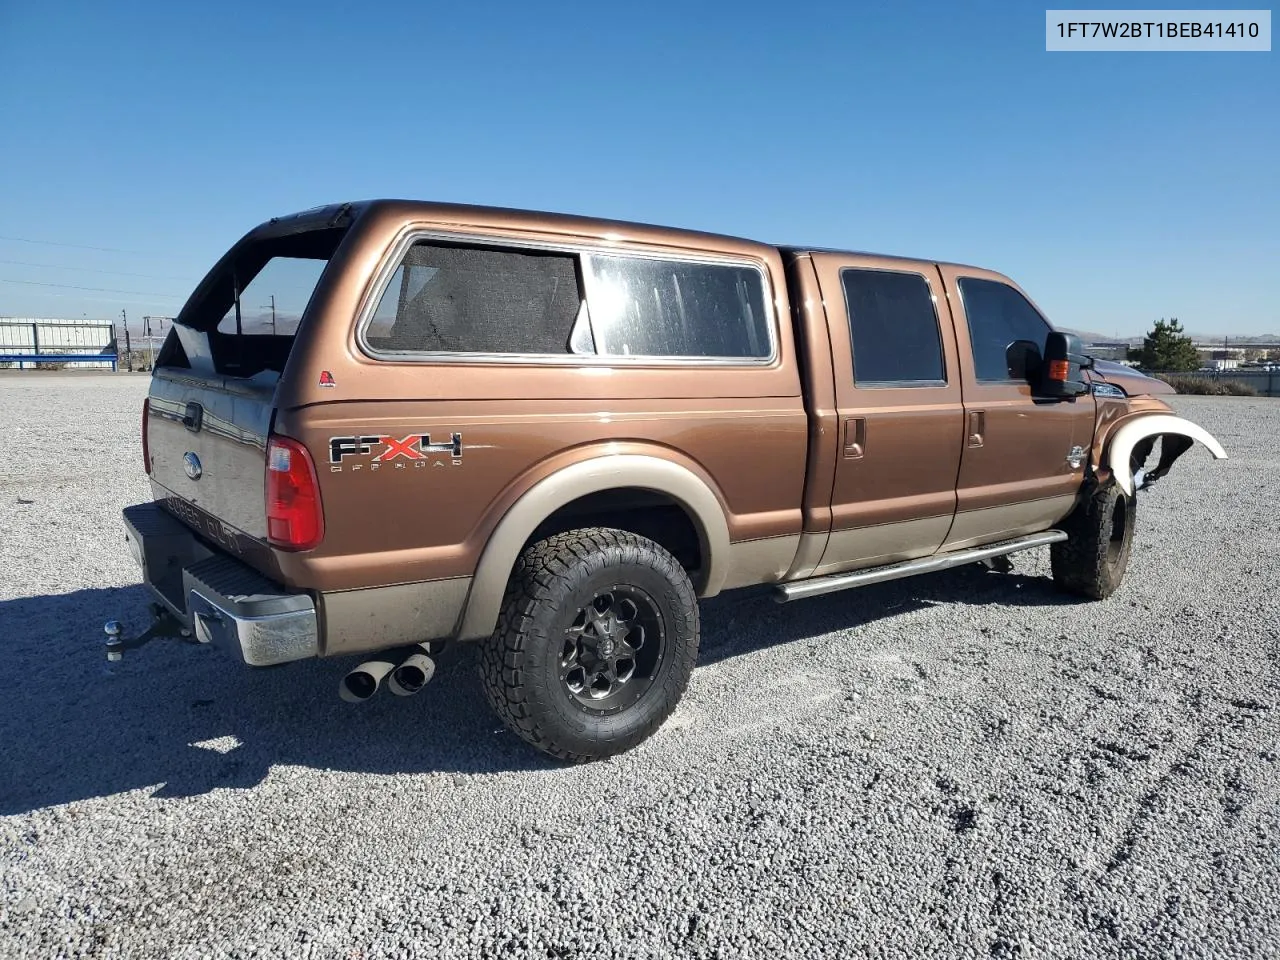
[{"x1": 104, "y1": 603, "x2": 200, "y2": 661}]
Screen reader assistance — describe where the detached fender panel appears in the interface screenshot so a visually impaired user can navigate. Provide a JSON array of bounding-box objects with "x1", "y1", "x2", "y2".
[
  {"x1": 455, "y1": 454, "x2": 732, "y2": 641},
  {"x1": 1106, "y1": 414, "x2": 1228, "y2": 497}
]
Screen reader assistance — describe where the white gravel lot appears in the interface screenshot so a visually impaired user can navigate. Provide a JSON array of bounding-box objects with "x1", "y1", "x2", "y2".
[{"x1": 1, "y1": 372, "x2": 1277, "y2": 960}]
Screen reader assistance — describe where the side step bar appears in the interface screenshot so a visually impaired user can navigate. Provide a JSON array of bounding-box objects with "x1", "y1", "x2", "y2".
[{"x1": 773, "y1": 530, "x2": 1068, "y2": 603}]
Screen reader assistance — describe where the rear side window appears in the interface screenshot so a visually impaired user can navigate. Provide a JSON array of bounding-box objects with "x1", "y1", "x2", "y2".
[
  {"x1": 840, "y1": 268, "x2": 945, "y2": 385},
  {"x1": 958, "y1": 277, "x2": 1053, "y2": 382},
  {"x1": 365, "y1": 242, "x2": 584, "y2": 355},
  {"x1": 363, "y1": 241, "x2": 774, "y2": 362},
  {"x1": 583, "y1": 256, "x2": 771, "y2": 359}
]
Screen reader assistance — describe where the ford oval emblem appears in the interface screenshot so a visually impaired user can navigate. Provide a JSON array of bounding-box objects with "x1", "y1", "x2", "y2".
[{"x1": 183, "y1": 452, "x2": 203, "y2": 481}]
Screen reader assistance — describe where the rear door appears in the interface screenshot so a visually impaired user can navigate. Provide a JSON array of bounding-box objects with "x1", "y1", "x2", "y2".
[
  {"x1": 146, "y1": 223, "x2": 348, "y2": 560},
  {"x1": 939, "y1": 266, "x2": 1096, "y2": 548},
  {"x1": 808, "y1": 253, "x2": 964, "y2": 576}
]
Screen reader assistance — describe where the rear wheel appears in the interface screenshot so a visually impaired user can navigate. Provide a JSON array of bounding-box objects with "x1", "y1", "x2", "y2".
[
  {"x1": 1051, "y1": 479, "x2": 1135, "y2": 599},
  {"x1": 479, "y1": 528, "x2": 700, "y2": 762}
]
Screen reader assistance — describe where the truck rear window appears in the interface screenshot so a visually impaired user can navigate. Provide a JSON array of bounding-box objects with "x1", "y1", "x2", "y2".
[{"x1": 160, "y1": 227, "x2": 346, "y2": 378}]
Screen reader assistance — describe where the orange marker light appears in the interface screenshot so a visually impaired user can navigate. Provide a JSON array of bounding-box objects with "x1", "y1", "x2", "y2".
[{"x1": 1047, "y1": 360, "x2": 1071, "y2": 381}]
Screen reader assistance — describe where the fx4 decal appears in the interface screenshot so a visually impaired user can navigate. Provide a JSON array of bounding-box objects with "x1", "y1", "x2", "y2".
[{"x1": 329, "y1": 433, "x2": 463, "y2": 472}]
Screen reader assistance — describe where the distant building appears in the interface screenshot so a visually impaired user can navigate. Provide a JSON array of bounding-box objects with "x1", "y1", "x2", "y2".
[{"x1": 0, "y1": 317, "x2": 116, "y2": 369}]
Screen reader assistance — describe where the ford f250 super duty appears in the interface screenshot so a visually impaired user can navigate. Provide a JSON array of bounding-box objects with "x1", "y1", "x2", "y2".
[{"x1": 110, "y1": 200, "x2": 1227, "y2": 761}]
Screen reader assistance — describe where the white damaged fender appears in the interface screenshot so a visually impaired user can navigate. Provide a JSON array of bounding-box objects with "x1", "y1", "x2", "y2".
[{"x1": 1106, "y1": 414, "x2": 1228, "y2": 497}]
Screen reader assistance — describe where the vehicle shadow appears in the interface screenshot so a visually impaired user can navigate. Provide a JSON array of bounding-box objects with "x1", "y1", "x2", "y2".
[
  {"x1": 698, "y1": 561, "x2": 1082, "y2": 666},
  {"x1": 0, "y1": 564, "x2": 1078, "y2": 815}
]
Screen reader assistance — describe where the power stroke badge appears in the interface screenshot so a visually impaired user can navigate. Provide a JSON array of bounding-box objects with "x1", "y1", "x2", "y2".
[{"x1": 328, "y1": 433, "x2": 463, "y2": 472}]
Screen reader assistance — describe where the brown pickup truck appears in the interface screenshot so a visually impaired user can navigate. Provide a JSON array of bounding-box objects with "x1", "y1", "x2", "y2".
[{"x1": 112, "y1": 200, "x2": 1227, "y2": 761}]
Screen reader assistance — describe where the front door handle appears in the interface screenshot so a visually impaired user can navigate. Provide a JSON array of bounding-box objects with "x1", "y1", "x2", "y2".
[
  {"x1": 843, "y1": 417, "x2": 866, "y2": 459},
  {"x1": 967, "y1": 411, "x2": 985, "y2": 448}
]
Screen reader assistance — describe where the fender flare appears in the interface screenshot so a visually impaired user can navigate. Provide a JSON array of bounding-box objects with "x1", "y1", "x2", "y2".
[
  {"x1": 1105, "y1": 414, "x2": 1227, "y2": 497},
  {"x1": 455, "y1": 454, "x2": 732, "y2": 641}
]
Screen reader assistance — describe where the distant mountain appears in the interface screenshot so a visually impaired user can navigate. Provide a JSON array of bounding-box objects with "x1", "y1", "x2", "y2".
[
  {"x1": 1063, "y1": 328, "x2": 1280, "y2": 345},
  {"x1": 1062, "y1": 328, "x2": 1132, "y2": 344}
]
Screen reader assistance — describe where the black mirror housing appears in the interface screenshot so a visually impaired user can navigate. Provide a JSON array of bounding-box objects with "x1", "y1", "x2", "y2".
[
  {"x1": 1037, "y1": 331, "x2": 1091, "y2": 398},
  {"x1": 1005, "y1": 339, "x2": 1043, "y2": 382}
]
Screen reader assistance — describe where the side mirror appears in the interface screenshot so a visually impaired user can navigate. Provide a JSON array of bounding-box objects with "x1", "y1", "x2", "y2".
[
  {"x1": 1037, "y1": 331, "x2": 1091, "y2": 398},
  {"x1": 1005, "y1": 339, "x2": 1042, "y2": 382}
]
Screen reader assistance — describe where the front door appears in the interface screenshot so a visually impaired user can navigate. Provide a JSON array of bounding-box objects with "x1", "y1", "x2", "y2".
[
  {"x1": 938, "y1": 265, "x2": 1097, "y2": 548},
  {"x1": 809, "y1": 253, "x2": 965, "y2": 576}
]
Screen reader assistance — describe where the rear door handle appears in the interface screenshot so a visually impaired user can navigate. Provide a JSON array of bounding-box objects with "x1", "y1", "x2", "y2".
[
  {"x1": 967, "y1": 411, "x2": 985, "y2": 448},
  {"x1": 843, "y1": 417, "x2": 866, "y2": 459}
]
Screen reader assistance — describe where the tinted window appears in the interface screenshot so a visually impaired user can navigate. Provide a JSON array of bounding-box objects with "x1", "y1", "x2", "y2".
[
  {"x1": 365, "y1": 242, "x2": 583, "y2": 354},
  {"x1": 584, "y1": 255, "x2": 770, "y2": 359},
  {"x1": 841, "y1": 269, "x2": 945, "y2": 385},
  {"x1": 958, "y1": 278, "x2": 1052, "y2": 382}
]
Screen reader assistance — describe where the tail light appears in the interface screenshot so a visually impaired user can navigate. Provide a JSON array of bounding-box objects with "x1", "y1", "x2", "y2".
[
  {"x1": 266, "y1": 435, "x2": 324, "y2": 550},
  {"x1": 141, "y1": 398, "x2": 152, "y2": 475}
]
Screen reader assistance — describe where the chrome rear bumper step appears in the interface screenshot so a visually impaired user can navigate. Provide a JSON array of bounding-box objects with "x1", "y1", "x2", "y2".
[{"x1": 773, "y1": 530, "x2": 1068, "y2": 603}]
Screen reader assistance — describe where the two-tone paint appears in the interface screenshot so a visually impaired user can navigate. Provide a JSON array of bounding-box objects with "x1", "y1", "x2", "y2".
[{"x1": 141, "y1": 199, "x2": 1227, "y2": 661}]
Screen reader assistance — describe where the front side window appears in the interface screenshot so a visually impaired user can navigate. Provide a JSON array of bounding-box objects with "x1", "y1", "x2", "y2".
[
  {"x1": 840, "y1": 268, "x2": 945, "y2": 385},
  {"x1": 364, "y1": 242, "x2": 584, "y2": 355},
  {"x1": 958, "y1": 277, "x2": 1053, "y2": 382},
  {"x1": 584, "y1": 255, "x2": 771, "y2": 359}
]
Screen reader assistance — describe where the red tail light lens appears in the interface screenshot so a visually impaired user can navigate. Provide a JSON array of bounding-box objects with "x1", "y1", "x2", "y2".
[
  {"x1": 266, "y1": 435, "x2": 324, "y2": 551},
  {"x1": 141, "y1": 398, "x2": 152, "y2": 475}
]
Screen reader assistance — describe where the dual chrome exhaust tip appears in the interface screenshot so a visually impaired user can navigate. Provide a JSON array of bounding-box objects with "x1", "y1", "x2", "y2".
[{"x1": 338, "y1": 643, "x2": 439, "y2": 703}]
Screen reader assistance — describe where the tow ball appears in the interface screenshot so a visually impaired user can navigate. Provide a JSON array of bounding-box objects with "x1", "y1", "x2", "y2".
[{"x1": 104, "y1": 602, "x2": 200, "y2": 661}]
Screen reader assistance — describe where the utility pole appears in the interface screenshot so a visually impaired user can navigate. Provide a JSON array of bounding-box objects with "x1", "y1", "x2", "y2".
[
  {"x1": 122, "y1": 309, "x2": 133, "y2": 372},
  {"x1": 143, "y1": 316, "x2": 155, "y2": 371},
  {"x1": 264, "y1": 294, "x2": 277, "y2": 336}
]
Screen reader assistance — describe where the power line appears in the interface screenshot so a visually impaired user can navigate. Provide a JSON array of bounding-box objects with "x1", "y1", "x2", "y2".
[
  {"x1": 0, "y1": 277, "x2": 186, "y2": 298},
  {"x1": 0, "y1": 234, "x2": 149, "y2": 255},
  {"x1": 0, "y1": 258, "x2": 193, "y2": 282}
]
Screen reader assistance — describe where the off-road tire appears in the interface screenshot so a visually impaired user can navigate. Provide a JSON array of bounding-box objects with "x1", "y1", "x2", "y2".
[
  {"x1": 479, "y1": 528, "x2": 700, "y2": 762},
  {"x1": 1051, "y1": 479, "x2": 1136, "y2": 599}
]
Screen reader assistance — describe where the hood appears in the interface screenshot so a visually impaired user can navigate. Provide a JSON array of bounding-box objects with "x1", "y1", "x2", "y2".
[{"x1": 1089, "y1": 358, "x2": 1177, "y2": 396}]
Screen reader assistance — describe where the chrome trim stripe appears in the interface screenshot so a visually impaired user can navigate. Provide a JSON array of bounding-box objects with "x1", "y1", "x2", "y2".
[{"x1": 352, "y1": 227, "x2": 781, "y2": 368}]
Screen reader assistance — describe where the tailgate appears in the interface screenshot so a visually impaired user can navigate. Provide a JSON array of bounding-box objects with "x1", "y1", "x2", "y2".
[
  {"x1": 142, "y1": 215, "x2": 351, "y2": 560},
  {"x1": 147, "y1": 370, "x2": 275, "y2": 548}
]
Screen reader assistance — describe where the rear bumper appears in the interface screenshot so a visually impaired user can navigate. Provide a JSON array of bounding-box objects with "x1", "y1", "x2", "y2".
[{"x1": 122, "y1": 502, "x2": 318, "y2": 666}]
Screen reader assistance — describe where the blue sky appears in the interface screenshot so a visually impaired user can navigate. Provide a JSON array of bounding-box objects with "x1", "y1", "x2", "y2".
[{"x1": 0, "y1": 0, "x2": 1274, "y2": 337}]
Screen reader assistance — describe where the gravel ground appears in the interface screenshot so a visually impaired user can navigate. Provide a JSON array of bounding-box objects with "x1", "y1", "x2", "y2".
[{"x1": 1, "y1": 373, "x2": 1277, "y2": 960}]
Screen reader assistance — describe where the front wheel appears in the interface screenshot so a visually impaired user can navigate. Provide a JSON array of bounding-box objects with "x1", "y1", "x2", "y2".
[
  {"x1": 1051, "y1": 479, "x2": 1136, "y2": 599},
  {"x1": 479, "y1": 528, "x2": 700, "y2": 762}
]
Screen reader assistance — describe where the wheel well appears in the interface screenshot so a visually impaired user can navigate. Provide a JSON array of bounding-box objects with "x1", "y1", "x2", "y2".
[{"x1": 524, "y1": 489, "x2": 704, "y2": 578}]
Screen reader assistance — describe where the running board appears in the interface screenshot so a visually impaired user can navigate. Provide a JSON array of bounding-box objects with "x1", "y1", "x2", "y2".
[{"x1": 773, "y1": 530, "x2": 1068, "y2": 603}]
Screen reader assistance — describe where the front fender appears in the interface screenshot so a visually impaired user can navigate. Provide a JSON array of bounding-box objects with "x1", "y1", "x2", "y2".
[{"x1": 1105, "y1": 414, "x2": 1228, "y2": 497}]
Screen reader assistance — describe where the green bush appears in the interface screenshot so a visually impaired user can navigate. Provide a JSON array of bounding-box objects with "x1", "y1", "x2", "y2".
[{"x1": 1156, "y1": 374, "x2": 1258, "y2": 396}]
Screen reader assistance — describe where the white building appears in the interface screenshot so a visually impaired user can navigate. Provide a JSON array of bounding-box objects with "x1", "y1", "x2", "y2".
[{"x1": 0, "y1": 317, "x2": 117, "y2": 369}]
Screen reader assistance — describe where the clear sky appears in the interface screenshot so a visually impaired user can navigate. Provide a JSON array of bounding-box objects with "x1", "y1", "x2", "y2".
[{"x1": 0, "y1": 0, "x2": 1275, "y2": 337}]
